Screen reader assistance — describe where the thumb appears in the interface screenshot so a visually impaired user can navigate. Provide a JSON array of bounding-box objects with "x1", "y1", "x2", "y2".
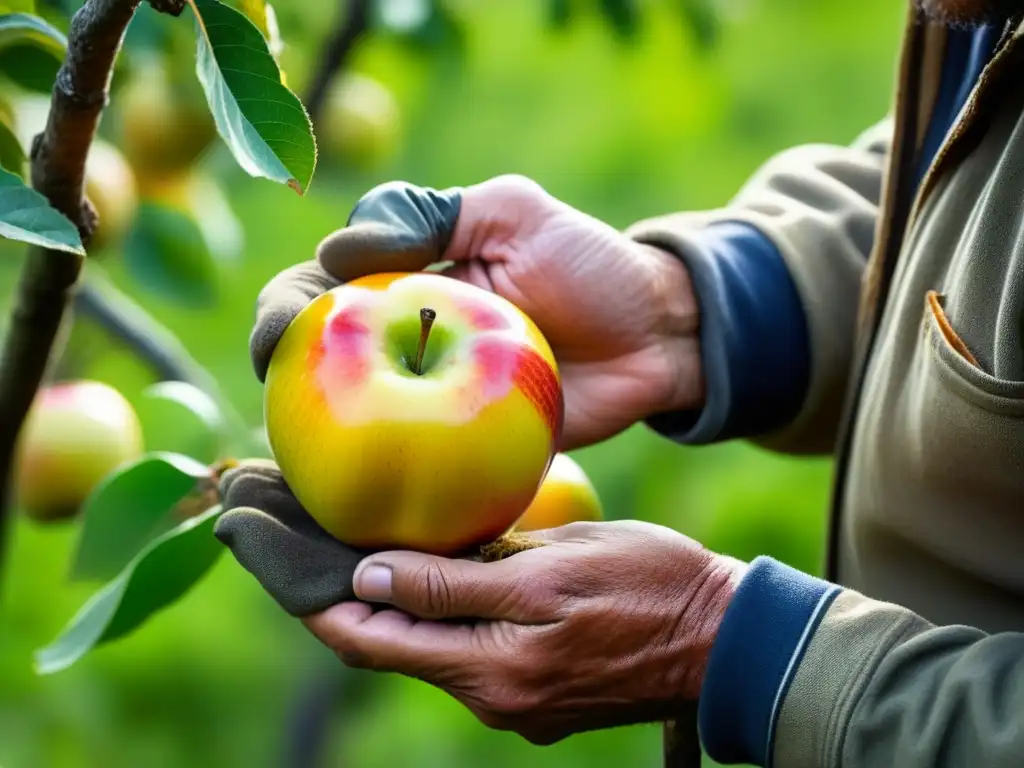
[{"x1": 352, "y1": 551, "x2": 526, "y2": 622}]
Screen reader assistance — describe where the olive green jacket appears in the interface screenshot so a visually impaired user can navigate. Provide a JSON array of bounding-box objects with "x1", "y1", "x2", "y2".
[{"x1": 627, "y1": 6, "x2": 1024, "y2": 767}]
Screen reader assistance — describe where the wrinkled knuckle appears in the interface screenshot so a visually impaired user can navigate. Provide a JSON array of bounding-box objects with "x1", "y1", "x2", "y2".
[
  {"x1": 419, "y1": 562, "x2": 454, "y2": 617},
  {"x1": 487, "y1": 173, "x2": 548, "y2": 203},
  {"x1": 486, "y1": 688, "x2": 541, "y2": 719}
]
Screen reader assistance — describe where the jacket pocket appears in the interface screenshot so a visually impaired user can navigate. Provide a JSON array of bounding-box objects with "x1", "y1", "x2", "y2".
[{"x1": 924, "y1": 290, "x2": 1024, "y2": 416}]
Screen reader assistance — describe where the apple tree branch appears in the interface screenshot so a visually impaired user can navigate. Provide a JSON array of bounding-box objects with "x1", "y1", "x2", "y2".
[
  {"x1": 303, "y1": 0, "x2": 371, "y2": 127},
  {"x1": 0, "y1": 0, "x2": 186, "y2": 587}
]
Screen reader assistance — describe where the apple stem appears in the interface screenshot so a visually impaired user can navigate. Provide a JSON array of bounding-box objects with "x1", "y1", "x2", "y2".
[{"x1": 413, "y1": 308, "x2": 436, "y2": 375}]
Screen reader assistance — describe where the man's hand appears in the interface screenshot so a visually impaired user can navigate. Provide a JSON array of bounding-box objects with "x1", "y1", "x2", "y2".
[
  {"x1": 250, "y1": 175, "x2": 703, "y2": 452},
  {"x1": 301, "y1": 521, "x2": 746, "y2": 745}
]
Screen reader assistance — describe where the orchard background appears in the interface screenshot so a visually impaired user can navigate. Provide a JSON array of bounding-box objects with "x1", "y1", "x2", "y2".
[{"x1": 0, "y1": 1, "x2": 903, "y2": 766}]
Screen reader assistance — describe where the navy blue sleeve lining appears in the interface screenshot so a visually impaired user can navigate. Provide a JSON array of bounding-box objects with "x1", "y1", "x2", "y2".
[
  {"x1": 698, "y1": 556, "x2": 842, "y2": 767},
  {"x1": 644, "y1": 221, "x2": 810, "y2": 444}
]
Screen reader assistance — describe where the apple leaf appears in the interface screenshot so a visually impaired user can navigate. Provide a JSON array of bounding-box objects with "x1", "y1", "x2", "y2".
[
  {"x1": 0, "y1": 167, "x2": 84, "y2": 254},
  {"x1": 187, "y1": 0, "x2": 316, "y2": 194},
  {"x1": 122, "y1": 200, "x2": 221, "y2": 307},
  {"x1": 0, "y1": 113, "x2": 25, "y2": 177},
  {"x1": 548, "y1": 0, "x2": 571, "y2": 28},
  {"x1": 599, "y1": 0, "x2": 639, "y2": 39},
  {"x1": 372, "y1": 0, "x2": 465, "y2": 56},
  {"x1": 36, "y1": 505, "x2": 224, "y2": 675},
  {"x1": 678, "y1": 0, "x2": 717, "y2": 52},
  {"x1": 70, "y1": 452, "x2": 213, "y2": 583},
  {"x1": 0, "y1": 2, "x2": 38, "y2": 13},
  {"x1": 136, "y1": 382, "x2": 227, "y2": 465},
  {"x1": 0, "y1": 12, "x2": 67, "y2": 93},
  {"x1": 0, "y1": 11, "x2": 66, "y2": 54}
]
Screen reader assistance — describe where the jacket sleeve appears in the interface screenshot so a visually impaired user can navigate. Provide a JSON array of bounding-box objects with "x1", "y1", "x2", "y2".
[
  {"x1": 625, "y1": 118, "x2": 891, "y2": 454},
  {"x1": 697, "y1": 557, "x2": 1024, "y2": 768}
]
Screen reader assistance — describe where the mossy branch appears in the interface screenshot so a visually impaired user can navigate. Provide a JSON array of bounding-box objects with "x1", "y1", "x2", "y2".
[{"x1": 0, "y1": 0, "x2": 186, "y2": 591}]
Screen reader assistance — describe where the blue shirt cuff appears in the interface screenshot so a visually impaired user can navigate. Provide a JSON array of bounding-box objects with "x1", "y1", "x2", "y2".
[
  {"x1": 644, "y1": 221, "x2": 810, "y2": 444},
  {"x1": 698, "y1": 557, "x2": 842, "y2": 766}
]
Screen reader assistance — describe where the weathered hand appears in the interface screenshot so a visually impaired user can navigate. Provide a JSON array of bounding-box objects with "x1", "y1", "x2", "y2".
[
  {"x1": 301, "y1": 521, "x2": 745, "y2": 745},
  {"x1": 249, "y1": 175, "x2": 702, "y2": 452}
]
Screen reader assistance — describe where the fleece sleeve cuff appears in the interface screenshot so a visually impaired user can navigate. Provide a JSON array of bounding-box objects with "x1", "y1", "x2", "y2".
[
  {"x1": 633, "y1": 220, "x2": 811, "y2": 445},
  {"x1": 697, "y1": 556, "x2": 842, "y2": 766}
]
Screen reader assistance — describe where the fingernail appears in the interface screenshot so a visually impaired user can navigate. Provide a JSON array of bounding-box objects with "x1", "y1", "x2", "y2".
[{"x1": 355, "y1": 563, "x2": 393, "y2": 602}]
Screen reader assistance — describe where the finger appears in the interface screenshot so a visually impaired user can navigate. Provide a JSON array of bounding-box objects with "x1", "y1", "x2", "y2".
[
  {"x1": 251, "y1": 261, "x2": 341, "y2": 382},
  {"x1": 351, "y1": 550, "x2": 543, "y2": 623},
  {"x1": 317, "y1": 182, "x2": 463, "y2": 282},
  {"x1": 303, "y1": 601, "x2": 478, "y2": 677}
]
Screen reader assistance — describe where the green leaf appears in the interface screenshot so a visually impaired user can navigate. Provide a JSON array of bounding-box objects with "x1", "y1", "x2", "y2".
[
  {"x1": 0, "y1": 12, "x2": 67, "y2": 91},
  {"x1": 188, "y1": 0, "x2": 316, "y2": 194},
  {"x1": 70, "y1": 452, "x2": 212, "y2": 583},
  {"x1": 373, "y1": 0, "x2": 465, "y2": 57},
  {"x1": 0, "y1": 12, "x2": 66, "y2": 55},
  {"x1": 0, "y1": 12, "x2": 67, "y2": 92},
  {"x1": 678, "y1": 0, "x2": 717, "y2": 52},
  {"x1": 137, "y1": 381, "x2": 227, "y2": 464},
  {"x1": 0, "y1": 1, "x2": 37, "y2": 14},
  {"x1": 122, "y1": 200, "x2": 220, "y2": 307},
  {"x1": 600, "y1": 0, "x2": 638, "y2": 40},
  {"x1": 548, "y1": 0, "x2": 571, "y2": 28},
  {"x1": 0, "y1": 166, "x2": 84, "y2": 253},
  {"x1": 36, "y1": 505, "x2": 224, "y2": 675},
  {"x1": 0, "y1": 113, "x2": 25, "y2": 176}
]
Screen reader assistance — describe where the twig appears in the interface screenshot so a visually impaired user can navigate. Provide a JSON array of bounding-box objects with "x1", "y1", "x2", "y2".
[
  {"x1": 663, "y1": 707, "x2": 703, "y2": 768},
  {"x1": 0, "y1": 0, "x2": 185, "y2": 592},
  {"x1": 303, "y1": 0, "x2": 371, "y2": 127},
  {"x1": 74, "y1": 270, "x2": 255, "y2": 454},
  {"x1": 281, "y1": 663, "x2": 377, "y2": 768}
]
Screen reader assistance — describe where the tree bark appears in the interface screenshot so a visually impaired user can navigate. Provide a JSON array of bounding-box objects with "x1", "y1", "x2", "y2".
[
  {"x1": 303, "y1": 0, "x2": 371, "y2": 127},
  {"x1": 0, "y1": 0, "x2": 185, "y2": 590}
]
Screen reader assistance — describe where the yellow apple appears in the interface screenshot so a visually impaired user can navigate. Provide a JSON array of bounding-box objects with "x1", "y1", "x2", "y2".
[
  {"x1": 84, "y1": 139, "x2": 138, "y2": 250},
  {"x1": 15, "y1": 380, "x2": 145, "y2": 522},
  {"x1": 117, "y1": 61, "x2": 217, "y2": 181},
  {"x1": 319, "y1": 72, "x2": 402, "y2": 170},
  {"x1": 264, "y1": 272, "x2": 564, "y2": 555},
  {"x1": 514, "y1": 453, "x2": 603, "y2": 532}
]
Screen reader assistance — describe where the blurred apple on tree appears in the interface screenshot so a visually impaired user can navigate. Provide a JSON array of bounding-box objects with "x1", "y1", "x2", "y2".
[
  {"x1": 514, "y1": 452, "x2": 604, "y2": 532},
  {"x1": 15, "y1": 380, "x2": 144, "y2": 523},
  {"x1": 264, "y1": 271, "x2": 564, "y2": 555},
  {"x1": 319, "y1": 71, "x2": 402, "y2": 170},
  {"x1": 115, "y1": 58, "x2": 218, "y2": 187},
  {"x1": 84, "y1": 139, "x2": 139, "y2": 250}
]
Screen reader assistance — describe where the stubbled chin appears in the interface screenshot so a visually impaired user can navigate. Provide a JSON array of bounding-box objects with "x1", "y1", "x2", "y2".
[{"x1": 917, "y1": 0, "x2": 1022, "y2": 25}]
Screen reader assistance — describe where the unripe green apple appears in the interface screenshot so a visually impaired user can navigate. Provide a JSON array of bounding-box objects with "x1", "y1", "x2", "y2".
[
  {"x1": 264, "y1": 272, "x2": 564, "y2": 555},
  {"x1": 15, "y1": 380, "x2": 145, "y2": 522},
  {"x1": 514, "y1": 453, "x2": 603, "y2": 532},
  {"x1": 319, "y1": 72, "x2": 402, "y2": 170}
]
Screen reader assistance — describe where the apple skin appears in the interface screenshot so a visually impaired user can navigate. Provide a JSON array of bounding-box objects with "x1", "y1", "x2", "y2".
[
  {"x1": 15, "y1": 381, "x2": 145, "y2": 522},
  {"x1": 319, "y1": 73, "x2": 402, "y2": 170},
  {"x1": 514, "y1": 453, "x2": 603, "y2": 532},
  {"x1": 264, "y1": 272, "x2": 564, "y2": 555},
  {"x1": 84, "y1": 139, "x2": 138, "y2": 250}
]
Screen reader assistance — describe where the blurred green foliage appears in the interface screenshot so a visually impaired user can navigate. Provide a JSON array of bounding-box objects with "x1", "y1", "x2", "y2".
[{"x1": 0, "y1": 0, "x2": 903, "y2": 766}]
